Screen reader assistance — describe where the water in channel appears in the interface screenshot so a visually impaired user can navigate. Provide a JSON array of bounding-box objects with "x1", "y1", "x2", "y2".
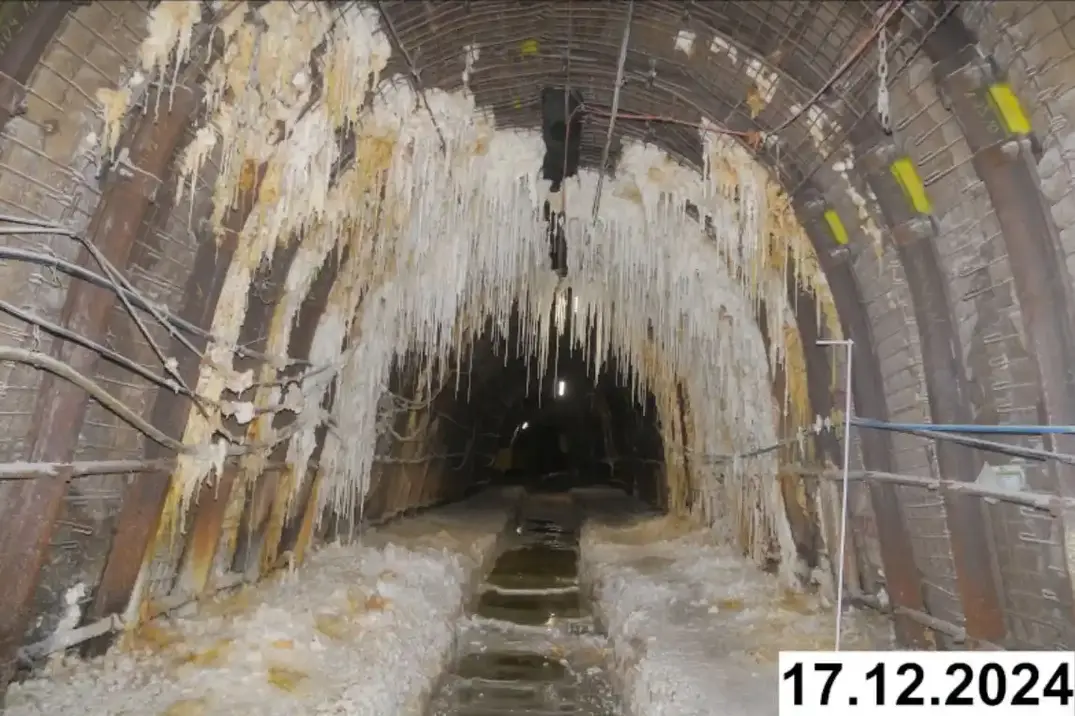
[{"x1": 428, "y1": 493, "x2": 619, "y2": 716}]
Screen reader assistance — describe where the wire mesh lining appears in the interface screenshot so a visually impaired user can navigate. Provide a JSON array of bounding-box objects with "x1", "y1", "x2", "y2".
[
  {"x1": 988, "y1": 501, "x2": 1075, "y2": 648},
  {"x1": 951, "y1": 0, "x2": 1075, "y2": 651},
  {"x1": 895, "y1": 484, "x2": 965, "y2": 638},
  {"x1": 0, "y1": 1, "x2": 159, "y2": 644},
  {"x1": 376, "y1": 0, "x2": 892, "y2": 188}
]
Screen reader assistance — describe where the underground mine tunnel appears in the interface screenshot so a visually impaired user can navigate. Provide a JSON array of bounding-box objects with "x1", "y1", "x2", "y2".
[{"x1": 4, "y1": 0, "x2": 1075, "y2": 714}]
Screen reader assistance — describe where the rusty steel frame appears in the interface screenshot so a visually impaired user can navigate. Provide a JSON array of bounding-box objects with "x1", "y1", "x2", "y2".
[
  {"x1": 916, "y1": 5, "x2": 1075, "y2": 634},
  {"x1": 225, "y1": 241, "x2": 315, "y2": 581},
  {"x1": 183, "y1": 239, "x2": 303, "y2": 589},
  {"x1": 793, "y1": 194, "x2": 934, "y2": 649},
  {"x1": 847, "y1": 122, "x2": 1008, "y2": 644},
  {"x1": 755, "y1": 295, "x2": 825, "y2": 568},
  {"x1": 169, "y1": 226, "x2": 294, "y2": 600},
  {"x1": 82, "y1": 163, "x2": 268, "y2": 645},
  {"x1": 253, "y1": 250, "x2": 344, "y2": 576},
  {"x1": 169, "y1": 237, "x2": 294, "y2": 598},
  {"x1": 0, "y1": 2, "x2": 72, "y2": 132},
  {"x1": 0, "y1": 12, "x2": 203, "y2": 689},
  {"x1": 788, "y1": 276, "x2": 873, "y2": 586}
]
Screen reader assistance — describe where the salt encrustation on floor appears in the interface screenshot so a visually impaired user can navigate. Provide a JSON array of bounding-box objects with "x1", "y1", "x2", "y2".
[
  {"x1": 6, "y1": 493, "x2": 516, "y2": 716},
  {"x1": 581, "y1": 513, "x2": 893, "y2": 716}
]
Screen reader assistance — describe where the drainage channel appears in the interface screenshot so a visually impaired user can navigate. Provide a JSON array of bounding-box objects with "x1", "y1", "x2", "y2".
[{"x1": 428, "y1": 493, "x2": 619, "y2": 716}]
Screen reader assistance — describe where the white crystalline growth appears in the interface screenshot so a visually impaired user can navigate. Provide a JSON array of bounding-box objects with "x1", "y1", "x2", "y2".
[
  {"x1": 582, "y1": 519, "x2": 894, "y2": 716},
  {"x1": 675, "y1": 30, "x2": 697, "y2": 57},
  {"x1": 5, "y1": 506, "x2": 509, "y2": 716},
  {"x1": 319, "y1": 81, "x2": 780, "y2": 533}
]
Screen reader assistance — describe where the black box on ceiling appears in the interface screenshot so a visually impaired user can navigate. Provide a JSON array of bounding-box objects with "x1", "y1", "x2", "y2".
[{"x1": 540, "y1": 87, "x2": 584, "y2": 189}]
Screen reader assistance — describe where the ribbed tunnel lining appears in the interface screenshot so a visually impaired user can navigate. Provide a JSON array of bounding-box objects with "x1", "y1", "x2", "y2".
[{"x1": 1, "y1": 0, "x2": 1075, "y2": 696}]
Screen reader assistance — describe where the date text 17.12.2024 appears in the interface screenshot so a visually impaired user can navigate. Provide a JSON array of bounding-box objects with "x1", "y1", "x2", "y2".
[{"x1": 779, "y1": 651, "x2": 1074, "y2": 715}]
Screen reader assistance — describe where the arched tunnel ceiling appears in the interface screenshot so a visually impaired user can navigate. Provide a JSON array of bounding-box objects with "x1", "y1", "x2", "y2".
[
  {"x1": 5, "y1": 0, "x2": 1075, "y2": 681},
  {"x1": 375, "y1": 0, "x2": 896, "y2": 185}
]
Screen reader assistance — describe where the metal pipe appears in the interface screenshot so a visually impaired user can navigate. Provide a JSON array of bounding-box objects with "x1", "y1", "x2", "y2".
[
  {"x1": 0, "y1": 459, "x2": 172, "y2": 481},
  {"x1": 790, "y1": 465, "x2": 1071, "y2": 512}
]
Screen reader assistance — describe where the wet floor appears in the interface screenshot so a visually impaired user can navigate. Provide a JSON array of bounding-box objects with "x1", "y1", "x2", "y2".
[{"x1": 428, "y1": 494, "x2": 619, "y2": 716}]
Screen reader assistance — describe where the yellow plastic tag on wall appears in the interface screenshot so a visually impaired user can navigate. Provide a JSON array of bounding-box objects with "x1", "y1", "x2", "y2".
[
  {"x1": 890, "y1": 157, "x2": 933, "y2": 215},
  {"x1": 823, "y1": 209, "x2": 849, "y2": 246},
  {"x1": 521, "y1": 39, "x2": 539, "y2": 57},
  {"x1": 987, "y1": 83, "x2": 1031, "y2": 136}
]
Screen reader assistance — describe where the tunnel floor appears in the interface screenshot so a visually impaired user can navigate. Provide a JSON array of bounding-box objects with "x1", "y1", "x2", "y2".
[
  {"x1": 428, "y1": 493, "x2": 618, "y2": 716},
  {"x1": 3, "y1": 493, "x2": 516, "y2": 716},
  {"x1": 3, "y1": 487, "x2": 896, "y2": 716}
]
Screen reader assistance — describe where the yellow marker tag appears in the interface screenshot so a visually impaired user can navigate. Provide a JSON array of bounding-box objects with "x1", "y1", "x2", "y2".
[
  {"x1": 823, "y1": 209, "x2": 849, "y2": 246},
  {"x1": 890, "y1": 157, "x2": 933, "y2": 215},
  {"x1": 521, "y1": 39, "x2": 539, "y2": 56},
  {"x1": 987, "y1": 82, "x2": 1031, "y2": 136},
  {"x1": 514, "y1": 98, "x2": 522, "y2": 109}
]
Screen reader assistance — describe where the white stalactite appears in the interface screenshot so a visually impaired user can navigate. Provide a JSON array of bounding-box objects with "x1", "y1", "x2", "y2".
[{"x1": 128, "y1": 1, "x2": 843, "y2": 578}]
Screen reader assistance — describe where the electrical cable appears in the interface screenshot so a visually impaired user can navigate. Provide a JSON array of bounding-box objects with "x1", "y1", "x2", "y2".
[
  {"x1": 852, "y1": 419, "x2": 1075, "y2": 466},
  {"x1": 851, "y1": 417, "x2": 1075, "y2": 436},
  {"x1": 0, "y1": 246, "x2": 311, "y2": 367},
  {"x1": 710, "y1": 417, "x2": 1075, "y2": 467},
  {"x1": 0, "y1": 347, "x2": 190, "y2": 453},
  {"x1": 592, "y1": 0, "x2": 634, "y2": 222},
  {"x1": 0, "y1": 299, "x2": 194, "y2": 401},
  {"x1": 2, "y1": 220, "x2": 204, "y2": 395}
]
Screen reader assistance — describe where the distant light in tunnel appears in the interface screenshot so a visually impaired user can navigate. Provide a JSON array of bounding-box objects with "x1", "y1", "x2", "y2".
[
  {"x1": 557, "y1": 380, "x2": 566, "y2": 398},
  {"x1": 521, "y1": 421, "x2": 529, "y2": 430}
]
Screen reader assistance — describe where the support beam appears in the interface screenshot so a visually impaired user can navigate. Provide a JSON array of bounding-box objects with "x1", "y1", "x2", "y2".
[
  {"x1": 917, "y1": 6, "x2": 1075, "y2": 636},
  {"x1": 82, "y1": 163, "x2": 267, "y2": 649},
  {"x1": 0, "y1": 2, "x2": 71, "y2": 132},
  {"x1": 0, "y1": 80, "x2": 198, "y2": 685},
  {"x1": 756, "y1": 298, "x2": 823, "y2": 568},
  {"x1": 854, "y1": 135, "x2": 1007, "y2": 645},
  {"x1": 790, "y1": 277, "x2": 869, "y2": 586},
  {"x1": 796, "y1": 195, "x2": 934, "y2": 649},
  {"x1": 233, "y1": 248, "x2": 341, "y2": 578},
  {"x1": 201, "y1": 240, "x2": 301, "y2": 584}
]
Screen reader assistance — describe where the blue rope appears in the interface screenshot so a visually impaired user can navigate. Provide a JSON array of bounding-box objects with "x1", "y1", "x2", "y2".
[{"x1": 851, "y1": 417, "x2": 1075, "y2": 436}]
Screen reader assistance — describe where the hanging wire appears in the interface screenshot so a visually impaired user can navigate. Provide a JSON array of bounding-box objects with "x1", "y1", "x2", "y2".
[
  {"x1": 375, "y1": 1, "x2": 447, "y2": 153},
  {"x1": 591, "y1": 0, "x2": 634, "y2": 222}
]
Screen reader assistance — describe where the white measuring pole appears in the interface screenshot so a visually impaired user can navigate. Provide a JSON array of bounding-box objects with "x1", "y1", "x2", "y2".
[{"x1": 817, "y1": 338, "x2": 854, "y2": 650}]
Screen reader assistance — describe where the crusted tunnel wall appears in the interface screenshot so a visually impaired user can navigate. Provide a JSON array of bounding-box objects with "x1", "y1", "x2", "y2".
[{"x1": 3, "y1": 0, "x2": 1075, "y2": 693}]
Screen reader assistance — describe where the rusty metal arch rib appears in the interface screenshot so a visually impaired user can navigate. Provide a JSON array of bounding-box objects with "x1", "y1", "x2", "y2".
[
  {"x1": 5, "y1": 0, "x2": 1075, "y2": 690},
  {"x1": 0, "y1": 0, "x2": 928, "y2": 675},
  {"x1": 918, "y1": 5, "x2": 1075, "y2": 638}
]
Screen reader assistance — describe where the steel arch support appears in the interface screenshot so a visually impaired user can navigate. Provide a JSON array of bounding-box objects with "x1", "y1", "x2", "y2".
[
  {"x1": 918, "y1": 7, "x2": 1075, "y2": 633},
  {"x1": 794, "y1": 192, "x2": 933, "y2": 648},
  {"x1": 755, "y1": 297, "x2": 825, "y2": 569},
  {"x1": 786, "y1": 272, "x2": 867, "y2": 584},
  {"x1": 83, "y1": 163, "x2": 267, "y2": 650},
  {"x1": 172, "y1": 237, "x2": 300, "y2": 599},
  {"x1": 853, "y1": 136, "x2": 1008, "y2": 645},
  {"x1": 0, "y1": 90, "x2": 199, "y2": 687}
]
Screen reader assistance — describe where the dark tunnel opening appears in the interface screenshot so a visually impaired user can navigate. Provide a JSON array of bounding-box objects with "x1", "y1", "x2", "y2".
[{"x1": 343, "y1": 302, "x2": 668, "y2": 534}]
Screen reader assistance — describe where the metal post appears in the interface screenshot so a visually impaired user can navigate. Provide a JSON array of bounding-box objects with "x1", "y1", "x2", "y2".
[{"x1": 818, "y1": 338, "x2": 854, "y2": 650}]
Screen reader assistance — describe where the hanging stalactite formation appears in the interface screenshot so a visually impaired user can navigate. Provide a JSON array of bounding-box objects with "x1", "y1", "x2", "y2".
[{"x1": 97, "y1": 0, "x2": 845, "y2": 593}]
